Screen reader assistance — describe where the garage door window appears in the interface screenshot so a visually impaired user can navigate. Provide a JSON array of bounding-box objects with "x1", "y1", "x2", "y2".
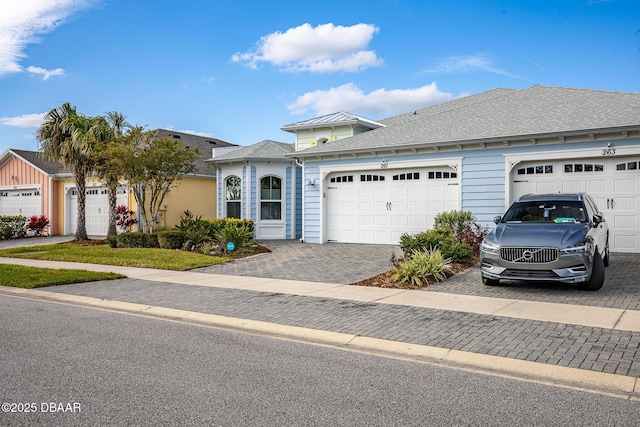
[
  {"x1": 360, "y1": 174, "x2": 385, "y2": 182},
  {"x1": 428, "y1": 171, "x2": 458, "y2": 179},
  {"x1": 517, "y1": 164, "x2": 553, "y2": 175},
  {"x1": 260, "y1": 176, "x2": 281, "y2": 220},
  {"x1": 564, "y1": 163, "x2": 604, "y2": 173},
  {"x1": 330, "y1": 175, "x2": 353, "y2": 183},
  {"x1": 393, "y1": 172, "x2": 420, "y2": 180},
  {"x1": 225, "y1": 176, "x2": 242, "y2": 219},
  {"x1": 616, "y1": 161, "x2": 638, "y2": 171}
]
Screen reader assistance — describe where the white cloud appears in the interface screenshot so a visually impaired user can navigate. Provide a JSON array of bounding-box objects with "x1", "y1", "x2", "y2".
[
  {"x1": 0, "y1": 1, "x2": 95, "y2": 78},
  {"x1": 286, "y1": 82, "x2": 458, "y2": 117},
  {"x1": 232, "y1": 23, "x2": 383, "y2": 73},
  {"x1": 0, "y1": 113, "x2": 47, "y2": 128},
  {"x1": 26, "y1": 65, "x2": 65, "y2": 80},
  {"x1": 426, "y1": 53, "x2": 526, "y2": 80}
]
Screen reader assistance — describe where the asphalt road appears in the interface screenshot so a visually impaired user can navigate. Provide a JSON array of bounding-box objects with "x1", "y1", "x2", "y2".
[{"x1": 1, "y1": 295, "x2": 638, "y2": 426}]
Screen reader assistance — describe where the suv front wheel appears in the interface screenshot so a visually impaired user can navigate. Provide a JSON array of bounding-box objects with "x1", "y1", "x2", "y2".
[{"x1": 578, "y1": 251, "x2": 605, "y2": 291}]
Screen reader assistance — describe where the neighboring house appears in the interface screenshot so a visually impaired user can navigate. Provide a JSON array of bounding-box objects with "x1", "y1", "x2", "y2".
[
  {"x1": 0, "y1": 129, "x2": 234, "y2": 236},
  {"x1": 291, "y1": 85, "x2": 640, "y2": 253},
  {"x1": 212, "y1": 85, "x2": 640, "y2": 253}
]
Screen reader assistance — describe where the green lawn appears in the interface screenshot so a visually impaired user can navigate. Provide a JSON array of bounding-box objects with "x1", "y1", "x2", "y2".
[
  {"x1": 0, "y1": 264, "x2": 125, "y2": 289},
  {"x1": 0, "y1": 243, "x2": 231, "y2": 271}
]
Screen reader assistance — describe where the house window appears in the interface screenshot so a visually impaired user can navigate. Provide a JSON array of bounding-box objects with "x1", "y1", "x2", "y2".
[
  {"x1": 225, "y1": 176, "x2": 241, "y2": 219},
  {"x1": 260, "y1": 176, "x2": 281, "y2": 220}
]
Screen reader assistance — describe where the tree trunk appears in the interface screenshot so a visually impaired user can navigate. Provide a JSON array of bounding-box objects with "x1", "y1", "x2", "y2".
[
  {"x1": 74, "y1": 168, "x2": 89, "y2": 241},
  {"x1": 106, "y1": 182, "x2": 118, "y2": 237}
]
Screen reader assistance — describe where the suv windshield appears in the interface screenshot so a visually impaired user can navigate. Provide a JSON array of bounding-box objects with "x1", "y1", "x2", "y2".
[{"x1": 502, "y1": 201, "x2": 587, "y2": 223}]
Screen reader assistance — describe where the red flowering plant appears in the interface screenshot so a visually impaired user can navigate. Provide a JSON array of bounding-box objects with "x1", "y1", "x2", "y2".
[
  {"x1": 115, "y1": 205, "x2": 138, "y2": 232},
  {"x1": 27, "y1": 215, "x2": 49, "y2": 237}
]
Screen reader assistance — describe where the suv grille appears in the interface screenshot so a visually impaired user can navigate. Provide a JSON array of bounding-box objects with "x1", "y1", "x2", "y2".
[{"x1": 500, "y1": 247, "x2": 558, "y2": 263}]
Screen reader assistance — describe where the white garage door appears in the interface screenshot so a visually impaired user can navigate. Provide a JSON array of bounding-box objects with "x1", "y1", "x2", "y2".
[
  {"x1": 326, "y1": 167, "x2": 459, "y2": 244},
  {"x1": 512, "y1": 156, "x2": 640, "y2": 253},
  {"x1": 0, "y1": 189, "x2": 42, "y2": 217},
  {"x1": 69, "y1": 187, "x2": 129, "y2": 236}
]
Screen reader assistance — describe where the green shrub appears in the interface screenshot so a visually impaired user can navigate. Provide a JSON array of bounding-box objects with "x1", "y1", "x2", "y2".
[
  {"x1": 0, "y1": 215, "x2": 27, "y2": 240},
  {"x1": 390, "y1": 247, "x2": 452, "y2": 287},
  {"x1": 399, "y1": 227, "x2": 473, "y2": 263},
  {"x1": 116, "y1": 232, "x2": 159, "y2": 248},
  {"x1": 107, "y1": 235, "x2": 118, "y2": 248},
  {"x1": 156, "y1": 230, "x2": 186, "y2": 249},
  {"x1": 215, "y1": 221, "x2": 255, "y2": 251},
  {"x1": 434, "y1": 210, "x2": 476, "y2": 241}
]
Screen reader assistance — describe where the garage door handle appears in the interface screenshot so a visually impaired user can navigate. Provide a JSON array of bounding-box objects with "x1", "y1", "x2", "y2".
[{"x1": 607, "y1": 198, "x2": 614, "y2": 209}]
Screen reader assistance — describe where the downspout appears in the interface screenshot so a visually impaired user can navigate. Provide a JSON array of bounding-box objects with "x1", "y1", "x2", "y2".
[{"x1": 294, "y1": 158, "x2": 305, "y2": 243}]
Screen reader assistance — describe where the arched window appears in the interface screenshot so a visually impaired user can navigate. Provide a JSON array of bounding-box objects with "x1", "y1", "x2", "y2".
[
  {"x1": 225, "y1": 176, "x2": 241, "y2": 218},
  {"x1": 260, "y1": 175, "x2": 282, "y2": 220}
]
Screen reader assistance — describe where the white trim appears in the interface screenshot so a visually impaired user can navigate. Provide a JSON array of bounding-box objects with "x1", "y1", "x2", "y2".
[{"x1": 0, "y1": 184, "x2": 42, "y2": 192}]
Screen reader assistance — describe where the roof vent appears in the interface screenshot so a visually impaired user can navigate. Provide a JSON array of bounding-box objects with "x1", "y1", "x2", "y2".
[
  {"x1": 207, "y1": 140, "x2": 217, "y2": 145},
  {"x1": 172, "y1": 134, "x2": 181, "y2": 139}
]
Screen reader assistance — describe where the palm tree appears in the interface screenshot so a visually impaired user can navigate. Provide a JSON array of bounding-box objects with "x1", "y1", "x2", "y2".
[
  {"x1": 37, "y1": 103, "x2": 108, "y2": 241},
  {"x1": 99, "y1": 111, "x2": 131, "y2": 237}
]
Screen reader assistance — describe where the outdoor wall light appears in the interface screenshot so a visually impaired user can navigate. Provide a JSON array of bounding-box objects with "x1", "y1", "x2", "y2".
[{"x1": 305, "y1": 178, "x2": 316, "y2": 186}]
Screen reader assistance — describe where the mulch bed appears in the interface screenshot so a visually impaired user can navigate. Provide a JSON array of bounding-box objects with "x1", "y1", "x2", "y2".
[{"x1": 350, "y1": 260, "x2": 476, "y2": 289}]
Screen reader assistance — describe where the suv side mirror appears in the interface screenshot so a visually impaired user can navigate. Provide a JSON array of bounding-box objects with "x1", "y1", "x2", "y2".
[
  {"x1": 493, "y1": 216, "x2": 502, "y2": 224},
  {"x1": 592, "y1": 214, "x2": 603, "y2": 226}
]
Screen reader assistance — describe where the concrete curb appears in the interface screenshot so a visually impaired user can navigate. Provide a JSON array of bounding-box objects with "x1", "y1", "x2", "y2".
[{"x1": 2, "y1": 286, "x2": 638, "y2": 400}]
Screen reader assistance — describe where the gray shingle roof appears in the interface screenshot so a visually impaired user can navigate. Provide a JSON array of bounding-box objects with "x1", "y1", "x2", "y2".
[
  {"x1": 289, "y1": 85, "x2": 640, "y2": 158},
  {"x1": 207, "y1": 140, "x2": 294, "y2": 163},
  {"x1": 281, "y1": 112, "x2": 384, "y2": 132},
  {"x1": 7, "y1": 149, "x2": 68, "y2": 175},
  {"x1": 153, "y1": 129, "x2": 235, "y2": 176}
]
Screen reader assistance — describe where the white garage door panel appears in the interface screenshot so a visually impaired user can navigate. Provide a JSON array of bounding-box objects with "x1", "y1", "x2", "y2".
[
  {"x1": 68, "y1": 187, "x2": 129, "y2": 236},
  {"x1": 0, "y1": 189, "x2": 41, "y2": 217},
  {"x1": 326, "y1": 167, "x2": 459, "y2": 245},
  {"x1": 512, "y1": 157, "x2": 640, "y2": 253}
]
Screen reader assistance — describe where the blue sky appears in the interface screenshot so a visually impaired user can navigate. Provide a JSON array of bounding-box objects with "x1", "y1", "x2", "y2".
[{"x1": 1, "y1": 0, "x2": 639, "y2": 152}]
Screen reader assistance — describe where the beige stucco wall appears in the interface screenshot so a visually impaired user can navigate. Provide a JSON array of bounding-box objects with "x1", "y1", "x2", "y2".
[{"x1": 156, "y1": 176, "x2": 216, "y2": 229}]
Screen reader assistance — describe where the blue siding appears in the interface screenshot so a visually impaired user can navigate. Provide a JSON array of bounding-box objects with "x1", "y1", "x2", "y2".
[
  {"x1": 285, "y1": 166, "x2": 292, "y2": 238},
  {"x1": 250, "y1": 166, "x2": 256, "y2": 221},
  {"x1": 295, "y1": 166, "x2": 302, "y2": 238}
]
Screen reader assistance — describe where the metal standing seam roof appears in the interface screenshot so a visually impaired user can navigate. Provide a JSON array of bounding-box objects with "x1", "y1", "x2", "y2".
[
  {"x1": 288, "y1": 85, "x2": 640, "y2": 158},
  {"x1": 281, "y1": 111, "x2": 384, "y2": 131},
  {"x1": 206, "y1": 140, "x2": 295, "y2": 163}
]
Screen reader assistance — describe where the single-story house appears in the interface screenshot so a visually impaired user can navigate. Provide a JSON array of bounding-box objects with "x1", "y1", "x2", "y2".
[
  {"x1": 0, "y1": 129, "x2": 234, "y2": 236},
  {"x1": 210, "y1": 85, "x2": 640, "y2": 253}
]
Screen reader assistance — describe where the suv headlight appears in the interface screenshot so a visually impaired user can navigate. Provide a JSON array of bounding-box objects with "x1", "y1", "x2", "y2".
[
  {"x1": 481, "y1": 240, "x2": 500, "y2": 254},
  {"x1": 561, "y1": 241, "x2": 593, "y2": 254}
]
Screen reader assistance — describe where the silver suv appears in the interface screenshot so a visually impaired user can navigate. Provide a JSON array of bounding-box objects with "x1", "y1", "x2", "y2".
[{"x1": 480, "y1": 193, "x2": 609, "y2": 291}]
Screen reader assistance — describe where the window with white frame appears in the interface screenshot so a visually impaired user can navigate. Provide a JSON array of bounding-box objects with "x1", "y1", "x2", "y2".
[
  {"x1": 225, "y1": 176, "x2": 242, "y2": 218},
  {"x1": 260, "y1": 175, "x2": 282, "y2": 220}
]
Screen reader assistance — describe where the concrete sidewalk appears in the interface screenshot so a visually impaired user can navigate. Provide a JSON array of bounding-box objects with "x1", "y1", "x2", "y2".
[{"x1": 1, "y1": 255, "x2": 639, "y2": 399}]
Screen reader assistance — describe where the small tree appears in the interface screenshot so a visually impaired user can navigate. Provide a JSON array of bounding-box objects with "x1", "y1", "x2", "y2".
[{"x1": 112, "y1": 127, "x2": 198, "y2": 232}]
